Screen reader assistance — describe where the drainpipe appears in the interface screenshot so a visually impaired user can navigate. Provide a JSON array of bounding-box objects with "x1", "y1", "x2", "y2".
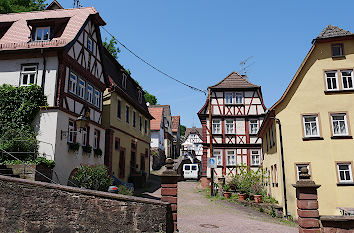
[
  {"x1": 40, "y1": 49, "x2": 46, "y2": 91},
  {"x1": 270, "y1": 117, "x2": 288, "y2": 218}
]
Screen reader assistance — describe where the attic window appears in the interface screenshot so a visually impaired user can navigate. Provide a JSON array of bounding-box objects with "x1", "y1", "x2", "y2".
[
  {"x1": 0, "y1": 22, "x2": 13, "y2": 39},
  {"x1": 138, "y1": 90, "x2": 142, "y2": 103},
  {"x1": 87, "y1": 37, "x2": 93, "y2": 52},
  {"x1": 35, "y1": 27, "x2": 50, "y2": 41},
  {"x1": 332, "y1": 44, "x2": 344, "y2": 57},
  {"x1": 122, "y1": 73, "x2": 127, "y2": 89}
]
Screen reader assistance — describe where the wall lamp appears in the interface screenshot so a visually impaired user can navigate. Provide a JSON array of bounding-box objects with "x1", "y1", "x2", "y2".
[{"x1": 60, "y1": 109, "x2": 90, "y2": 140}]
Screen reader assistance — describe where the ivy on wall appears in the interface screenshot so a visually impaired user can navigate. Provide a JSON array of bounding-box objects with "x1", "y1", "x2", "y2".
[{"x1": 0, "y1": 84, "x2": 47, "y2": 162}]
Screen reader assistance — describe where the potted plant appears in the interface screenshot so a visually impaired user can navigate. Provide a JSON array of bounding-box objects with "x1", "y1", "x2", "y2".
[
  {"x1": 82, "y1": 145, "x2": 92, "y2": 154},
  {"x1": 68, "y1": 142, "x2": 80, "y2": 152},
  {"x1": 223, "y1": 184, "x2": 232, "y2": 199},
  {"x1": 251, "y1": 180, "x2": 264, "y2": 203},
  {"x1": 94, "y1": 147, "x2": 103, "y2": 157}
]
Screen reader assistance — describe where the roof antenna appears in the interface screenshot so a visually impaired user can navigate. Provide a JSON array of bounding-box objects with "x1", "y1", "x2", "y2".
[
  {"x1": 239, "y1": 56, "x2": 255, "y2": 76},
  {"x1": 73, "y1": 0, "x2": 82, "y2": 8}
]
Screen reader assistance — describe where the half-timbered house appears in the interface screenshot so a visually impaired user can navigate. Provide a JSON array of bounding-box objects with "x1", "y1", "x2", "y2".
[
  {"x1": 0, "y1": 5, "x2": 108, "y2": 185},
  {"x1": 198, "y1": 72, "x2": 266, "y2": 185},
  {"x1": 181, "y1": 127, "x2": 203, "y2": 162}
]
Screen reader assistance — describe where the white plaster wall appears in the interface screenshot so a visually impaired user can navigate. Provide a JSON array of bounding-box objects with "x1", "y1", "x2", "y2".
[
  {"x1": 151, "y1": 131, "x2": 159, "y2": 148},
  {"x1": 0, "y1": 57, "x2": 59, "y2": 106}
]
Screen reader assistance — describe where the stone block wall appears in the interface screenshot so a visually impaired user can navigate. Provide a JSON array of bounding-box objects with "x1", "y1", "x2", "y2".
[
  {"x1": 0, "y1": 175, "x2": 173, "y2": 233},
  {"x1": 320, "y1": 216, "x2": 354, "y2": 233}
]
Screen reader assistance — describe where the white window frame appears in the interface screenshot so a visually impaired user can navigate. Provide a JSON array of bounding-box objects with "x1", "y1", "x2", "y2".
[
  {"x1": 341, "y1": 70, "x2": 354, "y2": 90},
  {"x1": 226, "y1": 150, "x2": 236, "y2": 166},
  {"x1": 94, "y1": 89, "x2": 101, "y2": 108},
  {"x1": 122, "y1": 73, "x2": 127, "y2": 89},
  {"x1": 251, "y1": 150, "x2": 261, "y2": 166},
  {"x1": 337, "y1": 163, "x2": 353, "y2": 183},
  {"x1": 69, "y1": 72, "x2": 77, "y2": 94},
  {"x1": 235, "y1": 92, "x2": 243, "y2": 104},
  {"x1": 213, "y1": 150, "x2": 222, "y2": 166},
  {"x1": 249, "y1": 119, "x2": 258, "y2": 135},
  {"x1": 93, "y1": 130, "x2": 99, "y2": 149},
  {"x1": 82, "y1": 127, "x2": 87, "y2": 146},
  {"x1": 296, "y1": 164, "x2": 310, "y2": 181},
  {"x1": 325, "y1": 71, "x2": 339, "y2": 91},
  {"x1": 331, "y1": 114, "x2": 349, "y2": 136},
  {"x1": 35, "y1": 27, "x2": 50, "y2": 41},
  {"x1": 303, "y1": 115, "x2": 320, "y2": 137},
  {"x1": 20, "y1": 65, "x2": 37, "y2": 86},
  {"x1": 77, "y1": 78, "x2": 85, "y2": 99},
  {"x1": 87, "y1": 84, "x2": 93, "y2": 104},
  {"x1": 87, "y1": 37, "x2": 93, "y2": 52},
  {"x1": 68, "y1": 120, "x2": 75, "y2": 143},
  {"x1": 225, "y1": 92, "x2": 233, "y2": 104},
  {"x1": 225, "y1": 119, "x2": 235, "y2": 134},
  {"x1": 212, "y1": 119, "x2": 221, "y2": 134}
]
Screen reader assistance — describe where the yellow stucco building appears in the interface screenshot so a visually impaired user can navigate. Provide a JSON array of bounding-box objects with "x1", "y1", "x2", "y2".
[
  {"x1": 258, "y1": 25, "x2": 354, "y2": 218},
  {"x1": 102, "y1": 49, "x2": 153, "y2": 186}
]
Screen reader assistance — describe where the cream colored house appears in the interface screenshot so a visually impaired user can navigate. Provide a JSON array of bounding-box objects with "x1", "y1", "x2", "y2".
[{"x1": 258, "y1": 25, "x2": 354, "y2": 218}]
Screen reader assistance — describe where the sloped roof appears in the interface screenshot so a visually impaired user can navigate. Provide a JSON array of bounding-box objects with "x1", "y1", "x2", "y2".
[
  {"x1": 210, "y1": 71, "x2": 259, "y2": 89},
  {"x1": 149, "y1": 107, "x2": 164, "y2": 131},
  {"x1": 172, "y1": 116, "x2": 180, "y2": 132},
  {"x1": 46, "y1": 0, "x2": 64, "y2": 10},
  {"x1": 316, "y1": 25, "x2": 352, "y2": 39},
  {"x1": 150, "y1": 104, "x2": 171, "y2": 117},
  {"x1": 185, "y1": 127, "x2": 202, "y2": 139},
  {"x1": 0, "y1": 7, "x2": 105, "y2": 51}
]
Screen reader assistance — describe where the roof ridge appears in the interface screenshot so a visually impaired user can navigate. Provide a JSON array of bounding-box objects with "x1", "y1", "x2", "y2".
[
  {"x1": 0, "y1": 6, "x2": 95, "y2": 17},
  {"x1": 209, "y1": 71, "x2": 259, "y2": 89},
  {"x1": 316, "y1": 25, "x2": 352, "y2": 39}
]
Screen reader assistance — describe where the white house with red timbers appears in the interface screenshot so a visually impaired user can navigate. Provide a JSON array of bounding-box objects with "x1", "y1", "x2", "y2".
[
  {"x1": 0, "y1": 4, "x2": 108, "y2": 185},
  {"x1": 197, "y1": 72, "x2": 266, "y2": 185}
]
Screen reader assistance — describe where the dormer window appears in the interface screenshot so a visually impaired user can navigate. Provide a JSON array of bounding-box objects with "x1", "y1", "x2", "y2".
[
  {"x1": 122, "y1": 73, "x2": 127, "y2": 89},
  {"x1": 35, "y1": 27, "x2": 50, "y2": 41},
  {"x1": 138, "y1": 90, "x2": 142, "y2": 103},
  {"x1": 87, "y1": 37, "x2": 93, "y2": 52}
]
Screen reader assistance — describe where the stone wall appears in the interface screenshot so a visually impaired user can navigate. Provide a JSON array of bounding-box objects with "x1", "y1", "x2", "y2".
[
  {"x1": 321, "y1": 216, "x2": 354, "y2": 233},
  {"x1": 0, "y1": 175, "x2": 173, "y2": 233}
]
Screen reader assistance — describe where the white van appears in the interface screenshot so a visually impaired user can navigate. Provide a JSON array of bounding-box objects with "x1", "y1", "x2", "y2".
[{"x1": 183, "y1": 164, "x2": 199, "y2": 180}]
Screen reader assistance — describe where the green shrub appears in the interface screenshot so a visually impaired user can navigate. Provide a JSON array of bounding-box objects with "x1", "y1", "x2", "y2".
[
  {"x1": 72, "y1": 165, "x2": 112, "y2": 191},
  {"x1": 117, "y1": 185, "x2": 134, "y2": 196},
  {"x1": 1, "y1": 157, "x2": 55, "y2": 169},
  {"x1": 228, "y1": 166, "x2": 266, "y2": 196},
  {"x1": 82, "y1": 145, "x2": 92, "y2": 153},
  {"x1": 68, "y1": 142, "x2": 80, "y2": 152},
  {"x1": 94, "y1": 148, "x2": 103, "y2": 157}
]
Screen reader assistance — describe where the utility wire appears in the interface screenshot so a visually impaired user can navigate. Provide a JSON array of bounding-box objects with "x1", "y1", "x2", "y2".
[{"x1": 101, "y1": 27, "x2": 207, "y2": 95}]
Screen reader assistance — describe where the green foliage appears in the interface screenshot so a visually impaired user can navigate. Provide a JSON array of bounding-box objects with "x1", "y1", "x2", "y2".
[
  {"x1": 144, "y1": 91, "x2": 157, "y2": 105},
  {"x1": 270, "y1": 206, "x2": 276, "y2": 218},
  {"x1": 0, "y1": 84, "x2": 47, "y2": 162},
  {"x1": 228, "y1": 166, "x2": 265, "y2": 195},
  {"x1": 1, "y1": 157, "x2": 55, "y2": 169},
  {"x1": 82, "y1": 145, "x2": 92, "y2": 153},
  {"x1": 0, "y1": 0, "x2": 47, "y2": 14},
  {"x1": 180, "y1": 125, "x2": 186, "y2": 136},
  {"x1": 72, "y1": 165, "x2": 113, "y2": 191},
  {"x1": 263, "y1": 195, "x2": 279, "y2": 204},
  {"x1": 94, "y1": 148, "x2": 103, "y2": 157},
  {"x1": 116, "y1": 185, "x2": 133, "y2": 196},
  {"x1": 223, "y1": 184, "x2": 230, "y2": 192},
  {"x1": 103, "y1": 37, "x2": 120, "y2": 59}
]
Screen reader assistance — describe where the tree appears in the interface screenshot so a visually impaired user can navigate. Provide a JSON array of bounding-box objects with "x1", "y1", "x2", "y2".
[
  {"x1": 180, "y1": 125, "x2": 186, "y2": 136},
  {"x1": 0, "y1": 0, "x2": 47, "y2": 14},
  {"x1": 103, "y1": 37, "x2": 120, "y2": 59},
  {"x1": 144, "y1": 91, "x2": 157, "y2": 105}
]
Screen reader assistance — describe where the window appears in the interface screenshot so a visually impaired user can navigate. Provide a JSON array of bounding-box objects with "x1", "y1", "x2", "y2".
[
  {"x1": 325, "y1": 71, "x2": 338, "y2": 91},
  {"x1": 69, "y1": 72, "x2": 77, "y2": 94},
  {"x1": 212, "y1": 119, "x2": 221, "y2": 134},
  {"x1": 274, "y1": 164, "x2": 278, "y2": 185},
  {"x1": 119, "y1": 149, "x2": 125, "y2": 178},
  {"x1": 115, "y1": 137, "x2": 119, "y2": 151},
  {"x1": 133, "y1": 111, "x2": 136, "y2": 128},
  {"x1": 82, "y1": 127, "x2": 88, "y2": 146},
  {"x1": 303, "y1": 115, "x2": 320, "y2": 137},
  {"x1": 93, "y1": 129, "x2": 99, "y2": 149},
  {"x1": 251, "y1": 150, "x2": 261, "y2": 166},
  {"x1": 337, "y1": 163, "x2": 353, "y2": 183},
  {"x1": 235, "y1": 92, "x2": 243, "y2": 104},
  {"x1": 35, "y1": 27, "x2": 50, "y2": 41},
  {"x1": 272, "y1": 124, "x2": 276, "y2": 146},
  {"x1": 139, "y1": 116, "x2": 142, "y2": 131},
  {"x1": 332, "y1": 44, "x2": 344, "y2": 57},
  {"x1": 331, "y1": 114, "x2": 348, "y2": 136},
  {"x1": 117, "y1": 99, "x2": 121, "y2": 119},
  {"x1": 225, "y1": 92, "x2": 233, "y2": 104},
  {"x1": 341, "y1": 70, "x2": 354, "y2": 90},
  {"x1": 138, "y1": 90, "x2": 142, "y2": 104},
  {"x1": 77, "y1": 78, "x2": 85, "y2": 99},
  {"x1": 226, "y1": 150, "x2": 236, "y2": 166},
  {"x1": 68, "y1": 120, "x2": 75, "y2": 143},
  {"x1": 20, "y1": 65, "x2": 37, "y2": 86},
  {"x1": 87, "y1": 37, "x2": 93, "y2": 52},
  {"x1": 296, "y1": 164, "x2": 310, "y2": 181},
  {"x1": 144, "y1": 119, "x2": 148, "y2": 134},
  {"x1": 249, "y1": 120, "x2": 258, "y2": 134},
  {"x1": 122, "y1": 73, "x2": 127, "y2": 89},
  {"x1": 225, "y1": 119, "x2": 234, "y2": 134},
  {"x1": 213, "y1": 150, "x2": 222, "y2": 166},
  {"x1": 125, "y1": 105, "x2": 130, "y2": 124},
  {"x1": 94, "y1": 89, "x2": 101, "y2": 108},
  {"x1": 87, "y1": 84, "x2": 93, "y2": 103}
]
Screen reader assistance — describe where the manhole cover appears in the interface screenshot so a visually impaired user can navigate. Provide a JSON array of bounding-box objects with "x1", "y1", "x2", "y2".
[{"x1": 200, "y1": 224, "x2": 219, "y2": 229}]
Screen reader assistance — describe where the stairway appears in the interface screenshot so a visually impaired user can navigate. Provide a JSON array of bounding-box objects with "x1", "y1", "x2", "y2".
[{"x1": 0, "y1": 165, "x2": 20, "y2": 178}]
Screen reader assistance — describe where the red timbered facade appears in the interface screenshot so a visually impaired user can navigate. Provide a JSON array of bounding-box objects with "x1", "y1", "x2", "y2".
[{"x1": 198, "y1": 72, "x2": 266, "y2": 180}]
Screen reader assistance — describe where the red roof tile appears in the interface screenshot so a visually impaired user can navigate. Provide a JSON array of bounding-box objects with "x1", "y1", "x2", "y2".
[
  {"x1": 172, "y1": 116, "x2": 180, "y2": 132},
  {"x1": 210, "y1": 71, "x2": 259, "y2": 89},
  {"x1": 149, "y1": 107, "x2": 164, "y2": 131},
  {"x1": 0, "y1": 7, "x2": 105, "y2": 51}
]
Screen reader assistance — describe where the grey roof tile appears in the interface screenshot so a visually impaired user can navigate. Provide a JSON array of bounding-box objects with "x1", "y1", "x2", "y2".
[{"x1": 317, "y1": 25, "x2": 352, "y2": 39}]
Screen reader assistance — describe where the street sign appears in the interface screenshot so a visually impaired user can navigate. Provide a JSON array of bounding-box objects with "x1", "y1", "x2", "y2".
[{"x1": 207, "y1": 158, "x2": 217, "y2": 168}]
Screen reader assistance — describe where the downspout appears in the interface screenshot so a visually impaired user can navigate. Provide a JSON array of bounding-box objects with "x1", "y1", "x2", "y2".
[{"x1": 40, "y1": 49, "x2": 46, "y2": 91}]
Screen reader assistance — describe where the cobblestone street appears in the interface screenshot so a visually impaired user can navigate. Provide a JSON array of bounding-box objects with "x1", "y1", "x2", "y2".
[{"x1": 177, "y1": 181, "x2": 298, "y2": 233}]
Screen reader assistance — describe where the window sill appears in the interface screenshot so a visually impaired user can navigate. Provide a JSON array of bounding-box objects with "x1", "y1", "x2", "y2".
[
  {"x1": 332, "y1": 55, "x2": 346, "y2": 59},
  {"x1": 324, "y1": 89, "x2": 354, "y2": 94},
  {"x1": 302, "y1": 137, "x2": 324, "y2": 141},
  {"x1": 337, "y1": 182, "x2": 354, "y2": 186},
  {"x1": 331, "y1": 135, "x2": 353, "y2": 139}
]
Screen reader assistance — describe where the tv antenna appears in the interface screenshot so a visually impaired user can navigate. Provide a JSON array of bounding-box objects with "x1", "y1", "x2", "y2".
[
  {"x1": 239, "y1": 56, "x2": 255, "y2": 75},
  {"x1": 73, "y1": 0, "x2": 82, "y2": 8}
]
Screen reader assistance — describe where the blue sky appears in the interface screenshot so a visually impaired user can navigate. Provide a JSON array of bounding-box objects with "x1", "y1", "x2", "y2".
[{"x1": 60, "y1": 0, "x2": 354, "y2": 128}]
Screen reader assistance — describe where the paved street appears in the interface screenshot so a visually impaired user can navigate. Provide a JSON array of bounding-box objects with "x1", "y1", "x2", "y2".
[{"x1": 177, "y1": 181, "x2": 298, "y2": 233}]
